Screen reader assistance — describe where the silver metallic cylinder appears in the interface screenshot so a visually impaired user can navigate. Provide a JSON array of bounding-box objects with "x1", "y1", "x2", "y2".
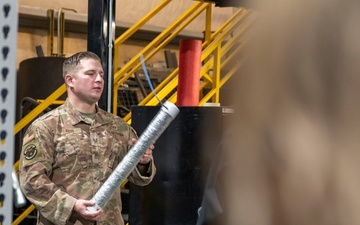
[{"x1": 88, "y1": 101, "x2": 179, "y2": 211}]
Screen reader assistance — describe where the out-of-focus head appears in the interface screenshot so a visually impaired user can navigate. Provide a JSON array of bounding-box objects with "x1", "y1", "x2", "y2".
[{"x1": 224, "y1": 0, "x2": 360, "y2": 224}]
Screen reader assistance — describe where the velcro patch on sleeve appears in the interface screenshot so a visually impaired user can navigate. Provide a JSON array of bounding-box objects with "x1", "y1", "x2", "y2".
[
  {"x1": 22, "y1": 135, "x2": 42, "y2": 166},
  {"x1": 23, "y1": 143, "x2": 38, "y2": 160}
]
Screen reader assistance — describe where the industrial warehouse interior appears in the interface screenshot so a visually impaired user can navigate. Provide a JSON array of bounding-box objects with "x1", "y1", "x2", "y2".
[{"x1": 2, "y1": 0, "x2": 360, "y2": 224}]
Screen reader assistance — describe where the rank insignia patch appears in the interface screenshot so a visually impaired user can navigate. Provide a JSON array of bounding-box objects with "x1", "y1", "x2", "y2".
[{"x1": 24, "y1": 144, "x2": 37, "y2": 160}]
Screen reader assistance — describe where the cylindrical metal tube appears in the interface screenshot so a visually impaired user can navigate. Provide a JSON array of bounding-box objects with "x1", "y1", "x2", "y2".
[
  {"x1": 88, "y1": 101, "x2": 179, "y2": 211},
  {"x1": 177, "y1": 39, "x2": 202, "y2": 106}
]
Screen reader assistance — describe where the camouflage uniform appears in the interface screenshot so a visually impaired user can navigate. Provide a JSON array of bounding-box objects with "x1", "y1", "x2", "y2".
[{"x1": 19, "y1": 100, "x2": 156, "y2": 225}]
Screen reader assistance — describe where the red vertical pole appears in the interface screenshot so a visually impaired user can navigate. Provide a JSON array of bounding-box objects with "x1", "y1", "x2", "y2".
[{"x1": 177, "y1": 39, "x2": 202, "y2": 106}]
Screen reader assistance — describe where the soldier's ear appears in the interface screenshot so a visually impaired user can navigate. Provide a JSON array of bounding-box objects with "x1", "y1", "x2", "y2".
[{"x1": 65, "y1": 74, "x2": 74, "y2": 87}]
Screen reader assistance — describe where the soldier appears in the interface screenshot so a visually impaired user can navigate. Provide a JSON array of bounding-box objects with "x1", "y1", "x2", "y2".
[{"x1": 19, "y1": 51, "x2": 156, "y2": 225}]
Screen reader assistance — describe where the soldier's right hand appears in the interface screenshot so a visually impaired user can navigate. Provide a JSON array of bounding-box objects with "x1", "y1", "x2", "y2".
[{"x1": 73, "y1": 199, "x2": 104, "y2": 221}]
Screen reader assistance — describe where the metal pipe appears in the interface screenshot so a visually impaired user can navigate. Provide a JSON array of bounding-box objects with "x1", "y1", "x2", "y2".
[
  {"x1": 106, "y1": 0, "x2": 115, "y2": 113},
  {"x1": 56, "y1": 8, "x2": 77, "y2": 57},
  {"x1": 57, "y1": 9, "x2": 62, "y2": 57},
  {"x1": 88, "y1": 101, "x2": 179, "y2": 211},
  {"x1": 47, "y1": 9, "x2": 54, "y2": 56},
  {"x1": 58, "y1": 10, "x2": 65, "y2": 56},
  {"x1": 177, "y1": 39, "x2": 202, "y2": 106}
]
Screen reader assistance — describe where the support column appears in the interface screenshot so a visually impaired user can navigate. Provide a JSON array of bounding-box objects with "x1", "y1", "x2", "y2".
[{"x1": 88, "y1": 0, "x2": 115, "y2": 112}]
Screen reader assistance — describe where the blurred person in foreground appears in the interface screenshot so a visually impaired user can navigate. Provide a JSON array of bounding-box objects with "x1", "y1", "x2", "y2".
[
  {"x1": 19, "y1": 51, "x2": 156, "y2": 225},
  {"x1": 221, "y1": 0, "x2": 360, "y2": 224}
]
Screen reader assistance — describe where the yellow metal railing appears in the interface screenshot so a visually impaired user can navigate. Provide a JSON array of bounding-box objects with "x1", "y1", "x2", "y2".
[
  {"x1": 12, "y1": 1, "x2": 255, "y2": 224},
  {"x1": 112, "y1": 1, "x2": 212, "y2": 115},
  {"x1": 113, "y1": 0, "x2": 172, "y2": 73},
  {"x1": 122, "y1": 8, "x2": 257, "y2": 123}
]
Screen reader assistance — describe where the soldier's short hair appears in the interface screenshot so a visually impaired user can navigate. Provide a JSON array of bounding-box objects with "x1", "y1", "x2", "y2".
[{"x1": 62, "y1": 51, "x2": 101, "y2": 80}]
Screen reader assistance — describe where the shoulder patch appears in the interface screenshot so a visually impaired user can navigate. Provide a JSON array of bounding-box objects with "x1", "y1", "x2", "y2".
[
  {"x1": 23, "y1": 144, "x2": 37, "y2": 160},
  {"x1": 21, "y1": 134, "x2": 42, "y2": 166}
]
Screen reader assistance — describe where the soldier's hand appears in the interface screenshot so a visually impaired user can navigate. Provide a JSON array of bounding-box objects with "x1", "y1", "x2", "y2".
[{"x1": 73, "y1": 199, "x2": 104, "y2": 221}]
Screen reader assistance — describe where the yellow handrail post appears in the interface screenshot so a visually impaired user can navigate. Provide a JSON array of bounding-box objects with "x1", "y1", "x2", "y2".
[
  {"x1": 212, "y1": 45, "x2": 221, "y2": 103},
  {"x1": 204, "y1": 4, "x2": 212, "y2": 44}
]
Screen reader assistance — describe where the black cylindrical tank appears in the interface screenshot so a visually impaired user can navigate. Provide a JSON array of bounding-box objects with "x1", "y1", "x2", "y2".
[
  {"x1": 16, "y1": 56, "x2": 67, "y2": 121},
  {"x1": 129, "y1": 106, "x2": 223, "y2": 225}
]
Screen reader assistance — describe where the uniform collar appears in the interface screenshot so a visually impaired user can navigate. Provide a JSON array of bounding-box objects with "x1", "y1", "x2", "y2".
[{"x1": 64, "y1": 99, "x2": 112, "y2": 127}]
